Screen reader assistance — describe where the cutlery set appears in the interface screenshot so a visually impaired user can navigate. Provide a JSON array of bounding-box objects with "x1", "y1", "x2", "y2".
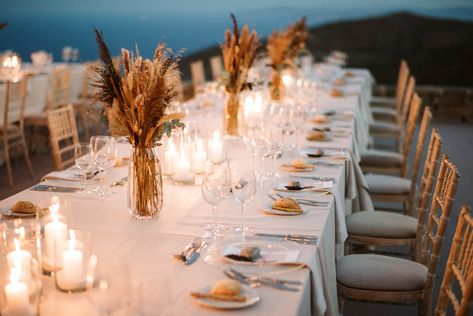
[
  {"x1": 31, "y1": 176, "x2": 129, "y2": 193},
  {"x1": 223, "y1": 269, "x2": 301, "y2": 292},
  {"x1": 174, "y1": 238, "x2": 206, "y2": 265},
  {"x1": 254, "y1": 233, "x2": 319, "y2": 245},
  {"x1": 269, "y1": 192, "x2": 330, "y2": 207}
]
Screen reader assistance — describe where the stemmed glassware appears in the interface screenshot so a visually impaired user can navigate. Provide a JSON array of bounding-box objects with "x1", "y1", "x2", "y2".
[
  {"x1": 74, "y1": 143, "x2": 93, "y2": 195},
  {"x1": 201, "y1": 160, "x2": 230, "y2": 237},
  {"x1": 90, "y1": 136, "x2": 117, "y2": 197},
  {"x1": 230, "y1": 168, "x2": 256, "y2": 240}
]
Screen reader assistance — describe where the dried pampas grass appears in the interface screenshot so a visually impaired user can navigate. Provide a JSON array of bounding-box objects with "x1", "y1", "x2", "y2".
[{"x1": 93, "y1": 28, "x2": 184, "y2": 149}]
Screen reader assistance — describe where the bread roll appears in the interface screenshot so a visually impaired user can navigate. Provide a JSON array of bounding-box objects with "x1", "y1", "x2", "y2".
[
  {"x1": 312, "y1": 114, "x2": 327, "y2": 123},
  {"x1": 210, "y1": 279, "x2": 242, "y2": 296},
  {"x1": 330, "y1": 88, "x2": 343, "y2": 97},
  {"x1": 11, "y1": 201, "x2": 37, "y2": 214},
  {"x1": 272, "y1": 197, "x2": 303, "y2": 213},
  {"x1": 292, "y1": 158, "x2": 308, "y2": 169},
  {"x1": 307, "y1": 130, "x2": 327, "y2": 141}
]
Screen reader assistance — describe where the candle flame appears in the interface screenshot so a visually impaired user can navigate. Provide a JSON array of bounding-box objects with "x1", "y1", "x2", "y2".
[
  {"x1": 49, "y1": 196, "x2": 60, "y2": 217},
  {"x1": 13, "y1": 238, "x2": 21, "y2": 251},
  {"x1": 68, "y1": 229, "x2": 76, "y2": 251}
]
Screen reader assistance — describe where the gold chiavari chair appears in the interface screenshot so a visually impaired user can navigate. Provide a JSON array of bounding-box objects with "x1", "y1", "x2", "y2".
[
  {"x1": 345, "y1": 130, "x2": 443, "y2": 257},
  {"x1": 210, "y1": 55, "x2": 223, "y2": 82},
  {"x1": 1, "y1": 77, "x2": 34, "y2": 187},
  {"x1": 73, "y1": 61, "x2": 101, "y2": 140},
  {"x1": 435, "y1": 206, "x2": 473, "y2": 316},
  {"x1": 46, "y1": 104, "x2": 79, "y2": 171},
  {"x1": 337, "y1": 156, "x2": 460, "y2": 315},
  {"x1": 361, "y1": 91, "x2": 421, "y2": 176},
  {"x1": 190, "y1": 60, "x2": 206, "y2": 94},
  {"x1": 369, "y1": 75, "x2": 416, "y2": 146},
  {"x1": 370, "y1": 60, "x2": 410, "y2": 118},
  {"x1": 363, "y1": 106, "x2": 431, "y2": 214},
  {"x1": 25, "y1": 66, "x2": 72, "y2": 152}
]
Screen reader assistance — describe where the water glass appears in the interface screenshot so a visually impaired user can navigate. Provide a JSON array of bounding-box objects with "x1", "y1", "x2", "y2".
[
  {"x1": 74, "y1": 143, "x2": 92, "y2": 195},
  {"x1": 230, "y1": 168, "x2": 256, "y2": 240}
]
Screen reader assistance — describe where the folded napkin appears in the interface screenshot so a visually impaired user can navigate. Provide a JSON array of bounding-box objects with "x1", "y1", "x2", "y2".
[{"x1": 42, "y1": 169, "x2": 83, "y2": 182}]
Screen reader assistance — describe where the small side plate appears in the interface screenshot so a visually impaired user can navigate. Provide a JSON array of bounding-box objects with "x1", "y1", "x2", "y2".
[{"x1": 191, "y1": 285, "x2": 260, "y2": 310}]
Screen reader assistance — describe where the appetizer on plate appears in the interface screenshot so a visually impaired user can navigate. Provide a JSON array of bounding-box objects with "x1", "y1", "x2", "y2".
[
  {"x1": 271, "y1": 197, "x2": 303, "y2": 214},
  {"x1": 330, "y1": 88, "x2": 343, "y2": 97},
  {"x1": 307, "y1": 130, "x2": 331, "y2": 141},
  {"x1": 191, "y1": 279, "x2": 247, "y2": 302},
  {"x1": 281, "y1": 158, "x2": 314, "y2": 172}
]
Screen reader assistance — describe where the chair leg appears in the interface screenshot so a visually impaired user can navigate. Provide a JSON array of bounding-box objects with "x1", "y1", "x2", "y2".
[
  {"x1": 338, "y1": 295, "x2": 346, "y2": 315},
  {"x1": 4, "y1": 138, "x2": 13, "y2": 188},
  {"x1": 21, "y1": 133, "x2": 34, "y2": 177}
]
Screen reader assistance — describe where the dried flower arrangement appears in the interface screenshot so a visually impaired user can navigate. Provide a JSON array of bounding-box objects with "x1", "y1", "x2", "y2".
[
  {"x1": 93, "y1": 28, "x2": 184, "y2": 218},
  {"x1": 267, "y1": 17, "x2": 310, "y2": 100},
  {"x1": 220, "y1": 14, "x2": 260, "y2": 135}
]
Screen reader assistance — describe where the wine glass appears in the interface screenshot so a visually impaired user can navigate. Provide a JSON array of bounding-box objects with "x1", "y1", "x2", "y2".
[
  {"x1": 74, "y1": 143, "x2": 93, "y2": 195},
  {"x1": 90, "y1": 136, "x2": 117, "y2": 197},
  {"x1": 202, "y1": 160, "x2": 230, "y2": 237},
  {"x1": 230, "y1": 168, "x2": 256, "y2": 240}
]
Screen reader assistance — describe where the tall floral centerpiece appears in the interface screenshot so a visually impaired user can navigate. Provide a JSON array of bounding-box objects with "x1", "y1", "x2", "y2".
[
  {"x1": 93, "y1": 29, "x2": 184, "y2": 219},
  {"x1": 221, "y1": 14, "x2": 260, "y2": 136},
  {"x1": 267, "y1": 17, "x2": 310, "y2": 101}
]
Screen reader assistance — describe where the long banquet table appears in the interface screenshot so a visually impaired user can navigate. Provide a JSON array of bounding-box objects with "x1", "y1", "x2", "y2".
[{"x1": 0, "y1": 67, "x2": 374, "y2": 316}]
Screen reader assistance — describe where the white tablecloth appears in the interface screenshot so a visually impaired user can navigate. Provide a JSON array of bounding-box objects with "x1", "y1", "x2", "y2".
[{"x1": 0, "y1": 68, "x2": 373, "y2": 316}]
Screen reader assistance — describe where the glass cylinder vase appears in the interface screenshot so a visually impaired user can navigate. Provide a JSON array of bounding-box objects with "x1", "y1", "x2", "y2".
[
  {"x1": 270, "y1": 69, "x2": 284, "y2": 101},
  {"x1": 127, "y1": 146, "x2": 163, "y2": 219},
  {"x1": 223, "y1": 92, "x2": 242, "y2": 137}
]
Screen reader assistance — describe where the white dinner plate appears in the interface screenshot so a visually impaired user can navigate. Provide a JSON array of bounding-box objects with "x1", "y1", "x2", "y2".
[
  {"x1": 191, "y1": 284, "x2": 260, "y2": 310},
  {"x1": 261, "y1": 203, "x2": 306, "y2": 216}
]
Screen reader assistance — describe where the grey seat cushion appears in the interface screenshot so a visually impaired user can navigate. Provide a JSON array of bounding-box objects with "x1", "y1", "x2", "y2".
[
  {"x1": 365, "y1": 174, "x2": 411, "y2": 194},
  {"x1": 346, "y1": 211, "x2": 417, "y2": 238},
  {"x1": 371, "y1": 107, "x2": 397, "y2": 117},
  {"x1": 370, "y1": 121, "x2": 399, "y2": 133},
  {"x1": 360, "y1": 149, "x2": 403, "y2": 167},
  {"x1": 337, "y1": 254, "x2": 427, "y2": 291}
]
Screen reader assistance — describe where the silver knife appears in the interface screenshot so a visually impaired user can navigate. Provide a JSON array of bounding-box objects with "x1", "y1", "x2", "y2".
[
  {"x1": 185, "y1": 241, "x2": 207, "y2": 265},
  {"x1": 30, "y1": 184, "x2": 79, "y2": 193}
]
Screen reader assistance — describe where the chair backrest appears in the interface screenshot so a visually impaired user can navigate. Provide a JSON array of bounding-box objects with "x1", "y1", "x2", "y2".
[
  {"x1": 81, "y1": 61, "x2": 99, "y2": 101},
  {"x1": 419, "y1": 155, "x2": 460, "y2": 315},
  {"x1": 407, "y1": 106, "x2": 432, "y2": 213},
  {"x1": 399, "y1": 76, "x2": 416, "y2": 126},
  {"x1": 190, "y1": 60, "x2": 206, "y2": 92},
  {"x1": 48, "y1": 66, "x2": 71, "y2": 110},
  {"x1": 400, "y1": 92, "x2": 422, "y2": 176},
  {"x1": 46, "y1": 104, "x2": 79, "y2": 170},
  {"x1": 395, "y1": 60, "x2": 410, "y2": 112},
  {"x1": 435, "y1": 206, "x2": 473, "y2": 316},
  {"x1": 210, "y1": 55, "x2": 223, "y2": 81},
  {"x1": 415, "y1": 129, "x2": 442, "y2": 258},
  {"x1": 2, "y1": 77, "x2": 28, "y2": 129}
]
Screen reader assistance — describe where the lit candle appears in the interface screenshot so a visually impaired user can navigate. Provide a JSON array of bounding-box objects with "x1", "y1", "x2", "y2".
[
  {"x1": 44, "y1": 197, "x2": 68, "y2": 271},
  {"x1": 164, "y1": 140, "x2": 178, "y2": 176},
  {"x1": 174, "y1": 154, "x2": 193, "y2": 183},
  {"x1": 4, "y1": 268, "x2": 30, "y2": 315},
  {"x1": 7, "y1": 239, "x2": 32, "y2": 283},
  {"x1": 282, "y1": 74, "x2": 294, "y2": 88},
  {"x1": 209, "y1": 130, "x2": 223, "y2": 164},
  {"x1": 244, "y1": 93, "x2": 264, "y2": 124},
  {"x1": 193, "y1": 139, "x2": 207, "y2": 174},
  {"x1": 61, "y1": 230, "x2": 84, "y2": 286}
]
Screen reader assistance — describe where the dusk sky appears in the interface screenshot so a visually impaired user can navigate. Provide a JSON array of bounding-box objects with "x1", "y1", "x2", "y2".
[
  {"x1": 3, "y1": 0, "x2": 473, "y2": 14},
  {"x1": 1, "y1": 0, "x2": 472, "y2": 61}
]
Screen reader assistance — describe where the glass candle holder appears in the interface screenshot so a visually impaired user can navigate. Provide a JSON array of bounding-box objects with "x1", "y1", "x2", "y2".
[
  {"x1": 173, "y1": 153, "x2": 195, "y2": 185},
  {"x1": 54, "y1": 230, "x2": 92, "y2": 292},
  {"x1": 0, "y1": 244, "x2": 42, "y2": 316}
]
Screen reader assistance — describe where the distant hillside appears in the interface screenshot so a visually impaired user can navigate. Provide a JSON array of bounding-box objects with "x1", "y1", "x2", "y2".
[{"x1": 181, "y1": 12, "x2": 473, "y2": 86}]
